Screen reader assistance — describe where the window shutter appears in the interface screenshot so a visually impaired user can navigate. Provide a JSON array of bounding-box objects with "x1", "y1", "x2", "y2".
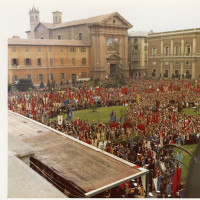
[
  {"x1": 24, "y1": 59, "x2": 26, "y2": 66},
  {"x1": 30, "y1": 59, "x2": 32, "y2": 66},
  {"x1": 64, "y1": 73, "x2": 66, "y2": 79}
]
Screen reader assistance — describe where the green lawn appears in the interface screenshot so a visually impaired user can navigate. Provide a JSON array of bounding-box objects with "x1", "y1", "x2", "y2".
[
  {"x1": 174, "y1": 144, "x2": 197, "y2": 184},
  {"x1": 183, "y1": 108, "x2": 200, "y2": 116},
  {"x1": 50, "y1": 105, "x2": 128, "y2": 124}
]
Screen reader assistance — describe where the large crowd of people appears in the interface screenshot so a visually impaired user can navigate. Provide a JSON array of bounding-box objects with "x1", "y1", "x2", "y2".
[{"x1": 8, "y1": 78, "x2": 200, "y2": 198}]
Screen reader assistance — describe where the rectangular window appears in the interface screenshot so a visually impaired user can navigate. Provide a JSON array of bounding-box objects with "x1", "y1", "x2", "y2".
[
  {"x1": 60, "y1": 47, "x2": 63, "y2": 52},
  {"x1": 186, "y1": 46, "x2": 191, "y2": 55},
  {"x1": 38, "y1": 47, "x2": 41, "y2": 52},
  {"x1": 11, "y1": 58, "x2": 19, "y2": 66},
  {"x1": 152, "y1": 69, "x2": 156, "y2": 77},
  {"x1": 133, "y1": 61, "x2": 138, "y2": 67},
  {"x1": 79, "y1": 33, "x2": 82, "y2": 40},
  {"x1": 37, "y1": 58, "x2": 42, "y2": 66},
  {"x1": 61, "y1": 58, "x2": 64, "y2": 65},
  {"x1": 164, "y1": 70, "x2": 168, "y2": 77},
  {"x1": 50, "y1": 58, "x2": 53, "y2": 66},
  {"x1": 152, "y1": 47, "x2": 157, "y2": 56},
  {"x1": 25, "y1": 47, "x2": 29, "y2": 52},
  {"x1": 60, "y1": 73, "x2": 65, "y2": 79},
  {"x1": 72, "y1": 58, "x2": 75, "y2": 65},
  {"x1": 13, "y1": 75, "x2": 18, "y2": 82},
  {"x1": 49, "y1": 47, "x2": 52, "y2": 52},
  {"x1": 144, "y1": 38, "x2": 147, "y2": 43},
  {"x1": 176, "y1": 46, "x2": 179, "y2": 55},
  {"x1": 134, "y1": 45, "x2": 138, "y2": 50},
  {"x1": 38, "y1": 74, "x2": 44, "y2": 81},
  {"x1": 26, "y1": 74, "x2": 32, "y2": 80},
  {"x1": 24, "y1": 58, "x2": 31, "y2": 66},
  {"x1": 82, "y1": 58, "x2": 86, "y2": 65},
  {"x1": 12, "y1": 47, "x2": 16, "y2": 52},
  {"x1": 49, "y1": 73, "x2": 54, "y2": 81},
  {"x1": 81, "y1": 47, "x2": 86, "y2": 52},
  {"x1": 58, "y1": 35, "x2": 62, "y2": 40},
  {"x1": 186, "y1": 61, "x2": 190, "y2": 66},
  {"x1": 134, "y1": 38, "x2": 138, "y2": 44},
  {"x1": 71, "y1": 47, "x2": 76, "y2": 52},
  {"x1": 165, "y1": 47, "x2": 169, "y2": 55}
]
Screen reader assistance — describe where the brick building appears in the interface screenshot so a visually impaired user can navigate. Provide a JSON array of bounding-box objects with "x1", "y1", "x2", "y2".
[
  {"x1": 148, "y1": 28, "x2": 200, "y2": 79},
  {"x1": 8, "y1": 38, "x2": 90, "y2": 85},
  {"x1": 18, "y1": 6, "x2": 132, "y2": 82}
]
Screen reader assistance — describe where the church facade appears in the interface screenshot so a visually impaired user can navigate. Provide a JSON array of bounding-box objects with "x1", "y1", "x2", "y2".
[{"x1": 18, "y1": 6, "x2": 132, "y2": 82}]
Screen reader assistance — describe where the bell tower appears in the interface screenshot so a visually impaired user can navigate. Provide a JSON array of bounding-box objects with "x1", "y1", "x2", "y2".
[
  {"x1": 29, "y1": 5, "x2": 40, "y2": 38},
  {"x1": 52, "y1": 11, "x2": 62, "y2": 24}
]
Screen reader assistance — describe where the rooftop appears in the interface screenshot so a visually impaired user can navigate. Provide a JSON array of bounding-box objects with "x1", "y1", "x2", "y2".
[
  {"x1": 8, "y1": 38, "x2": 89, "y2": 46},
  {"x1": 8, "y1": 153, "x2": 67, "y2": 198},
  {"x1": 129, "y1": 31, "x2": 149, "y2": 37},
  {"x1": 8, "y1": 111, "x2": 148, "y2": 197}
]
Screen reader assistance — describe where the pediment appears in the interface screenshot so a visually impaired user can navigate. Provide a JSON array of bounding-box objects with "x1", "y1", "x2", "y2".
[
  {"x1": 107, "y1": 53, "x2": 121, "y2": 60},
  {"x1": 102, "y1": 12, "x2": 132, "y2": 28}
]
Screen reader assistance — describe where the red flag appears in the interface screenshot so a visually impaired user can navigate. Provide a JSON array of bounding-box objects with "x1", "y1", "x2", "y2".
[
  {"x1": 173, "y1": 112, "x2": 176, "y2": 123},
  {"x1": 177, "y1": 167, "x2": 182, "y2": 189},
  {"x1": 172, "y1": 169, "x2": 178, "y2": 196},
  {"x1": 146, "y1": 115, "x2": 150, "y2": 127},
  {"x1": 153, "y1": 113, "x2": 157, "y2": 124}
]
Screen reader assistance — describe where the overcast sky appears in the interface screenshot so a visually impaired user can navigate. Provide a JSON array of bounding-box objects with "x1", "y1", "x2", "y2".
[{"x1": 1, "y1": 0, "x2": 200, "y2": 38}]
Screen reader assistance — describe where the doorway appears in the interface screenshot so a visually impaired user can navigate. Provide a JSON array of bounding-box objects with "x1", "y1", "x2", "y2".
[{"x1": 110, "y1": 64, "x2": 117, "y2": 76}]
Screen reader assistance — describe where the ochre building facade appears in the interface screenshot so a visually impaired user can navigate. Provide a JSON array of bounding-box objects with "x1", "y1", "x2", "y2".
[
  {"x1": 148, "y1": 28, "x2": 200, "y2": 79},
  {"x1": 8, "y1": 38, "x2": 90, "y2": 85},
  {"x1": 21, "y1": 6, "x2": 133, "y2": 82}
]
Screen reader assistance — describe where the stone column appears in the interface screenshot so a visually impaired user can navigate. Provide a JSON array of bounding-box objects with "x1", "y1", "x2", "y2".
[
  {"x1": 192, "y1": 61, "x2": 196, "y2": 79},
  {"x1": 181, "y1": 38, "x2": 184, "y2": 55},
  {"x1": 161, "y1": 40, "x2": 163, "y2": 55},
  {"x1": 170, "y1": 61, "x2": 173, "y2": 79},
  {"x1": 160, "y1": 61, "x2": 163, "y2": 77},
  {"x1": 193, "y1": 37, "x2": 196, "y2": 55},
  {"x1": 180, "y1": 61, "x2": 184, "y2": 79},
  {"x1": 170, "y1": 39, "x2": 174, "y2": 55}
]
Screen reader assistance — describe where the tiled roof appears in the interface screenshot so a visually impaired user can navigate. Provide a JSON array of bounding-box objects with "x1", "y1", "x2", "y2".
[
  {"x1": 8, "y1": 38, "x2": 89, "y2": 46},
  {"x1": 129, "y1": 31, "x2": 149, "y2": 37},
  {"x1": 39, "y1": 12, "x2": 132, "y2": 29}
]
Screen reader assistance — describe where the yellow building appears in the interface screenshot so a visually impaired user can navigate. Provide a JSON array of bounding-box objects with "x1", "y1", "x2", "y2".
[
  {"x1": 8, "y1": 38, "x2": 90, "y2": 85},
  {"x1": 128, "y1": 31, "x2": 149, "y2": 78},
  {"x1": 148, "y1": 28, "x2": 200, "y2": 79}
]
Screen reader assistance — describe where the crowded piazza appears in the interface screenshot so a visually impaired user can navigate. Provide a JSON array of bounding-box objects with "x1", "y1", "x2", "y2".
[{"x1": 8, "y1": 78, "x2": 200, "y2": 197}]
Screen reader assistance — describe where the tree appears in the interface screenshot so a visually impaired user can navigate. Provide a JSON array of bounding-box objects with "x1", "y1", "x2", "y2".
[
  {"x1": 111, "y1": 63, "x2": 127, "y2": 87},
  {"x1": 60, "y1": 80, "x2": 64, "y2": 85},
  {"x1": 47, "y1": 80, "x2": 51, "y2": 88},
  {"x1": 51, "y1": 80, "x2": 56, "y2": 89},
  {"x1": 110, "y1": 42, "x2": 127, "y2": 87},
  {"x1": 91, "y1": 103, "x2": 98, "y2": 112},
  {"x1": 40, "y1": 81, "x2": 44, "y2": 88}
]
